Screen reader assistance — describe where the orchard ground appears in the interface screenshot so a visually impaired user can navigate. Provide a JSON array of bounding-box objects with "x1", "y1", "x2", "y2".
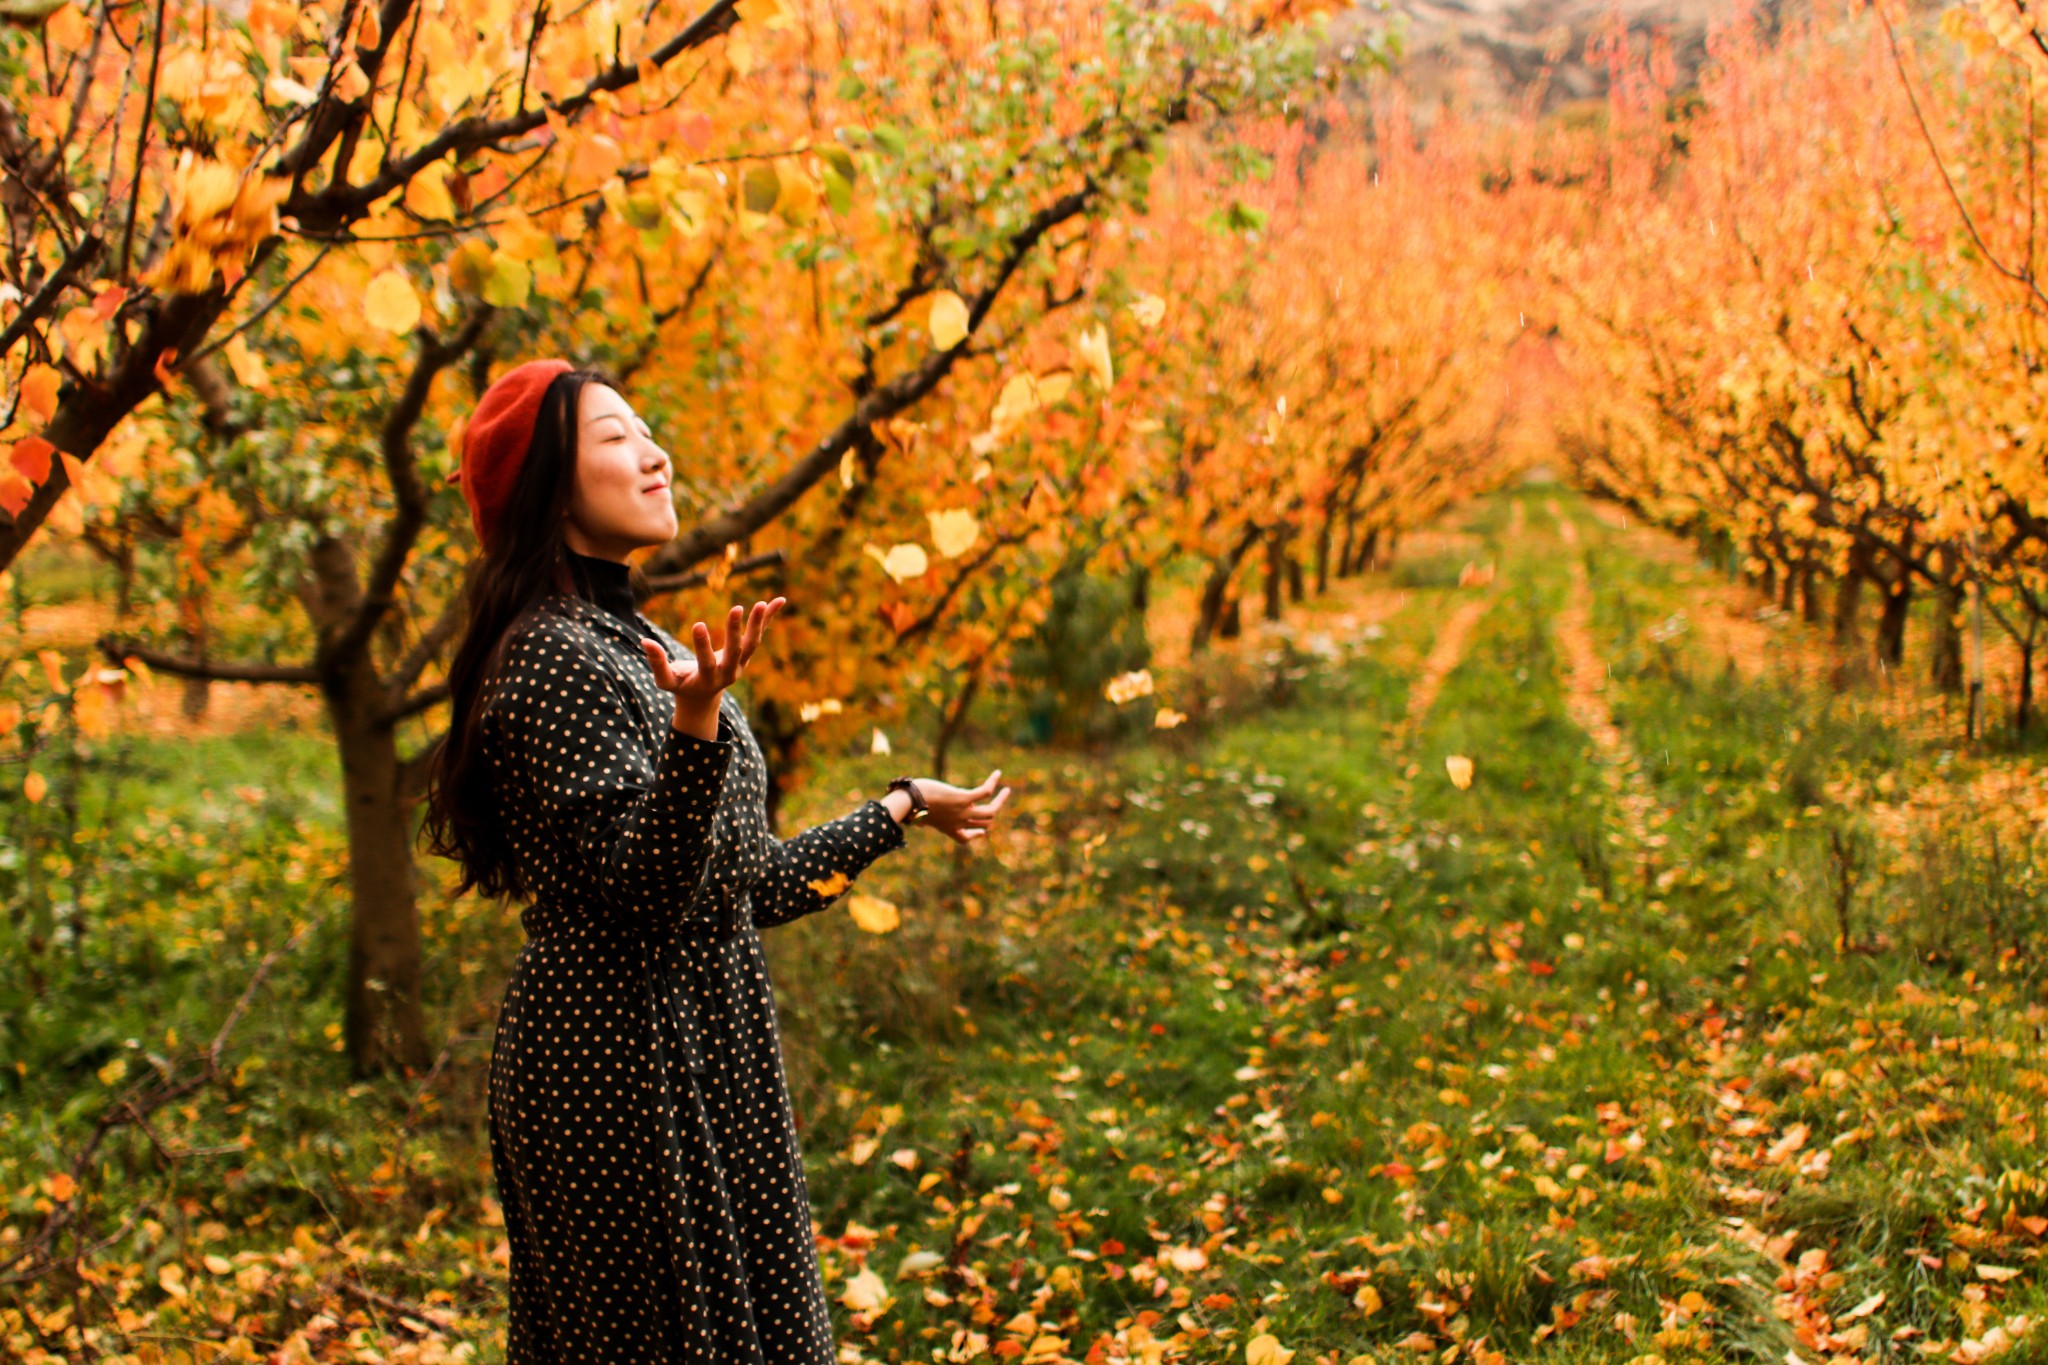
[{"x1": 3, "y1": 485, "x2": 2044, "y2": 1365}]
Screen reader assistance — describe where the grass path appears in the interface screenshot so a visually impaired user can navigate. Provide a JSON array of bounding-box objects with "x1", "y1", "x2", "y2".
[{"x1": 5, "y1": 488, "x2": 2043, "y2": 1365}]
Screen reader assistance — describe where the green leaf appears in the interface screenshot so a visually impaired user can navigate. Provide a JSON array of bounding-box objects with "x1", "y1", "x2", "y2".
[
  {"x1": 821, "y1": 166, "x2": 853, "y2": 217},
  {"x1": 820, "y1": 146, "x2": 859, "y2": 185},
  {"x1": 742, "y1": 164, "x2": 782, "y2": 214},
  {"x1": 482, "y1": 256, "x2": 532, "y2": 309},
  {"x1": 870, "y1": 123, "x2": 908, "y2": 158}
]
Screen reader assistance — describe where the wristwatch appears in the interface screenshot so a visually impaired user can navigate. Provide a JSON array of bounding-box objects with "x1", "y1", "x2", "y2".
[{"x1": 886, "y1": 776, "x2": 931, "y2": 823}]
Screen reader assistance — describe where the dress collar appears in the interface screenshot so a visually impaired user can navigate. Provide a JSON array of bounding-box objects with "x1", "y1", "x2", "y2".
[{"x1": 565, "y1": 549, "x2": 639, "y2": 625}]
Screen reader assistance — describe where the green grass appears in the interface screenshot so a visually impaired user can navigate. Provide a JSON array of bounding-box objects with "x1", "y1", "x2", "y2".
[{"x1": 3, "y1": 488, "x2": 2043, "y2": 1364}]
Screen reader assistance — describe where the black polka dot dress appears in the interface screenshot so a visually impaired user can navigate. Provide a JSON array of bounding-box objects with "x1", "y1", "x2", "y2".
[{"x1": 480, "y1": 553, "x2": 906, "y2": 1363}]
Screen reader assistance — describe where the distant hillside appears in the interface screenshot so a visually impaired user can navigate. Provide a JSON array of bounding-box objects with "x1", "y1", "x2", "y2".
[{"x1": 1340, "y1": 0, "x2": 1753, "y2": 115}]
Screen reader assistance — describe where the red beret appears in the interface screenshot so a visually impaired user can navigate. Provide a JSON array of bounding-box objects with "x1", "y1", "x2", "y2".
[{"x1": 449, "y1": 357, "x2": 574, "y2": 553}]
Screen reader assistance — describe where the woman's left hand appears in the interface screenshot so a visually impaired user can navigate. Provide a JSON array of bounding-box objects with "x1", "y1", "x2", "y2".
[{"x1": 907, "y1": 769, "x2": 1012, "y2": 845}]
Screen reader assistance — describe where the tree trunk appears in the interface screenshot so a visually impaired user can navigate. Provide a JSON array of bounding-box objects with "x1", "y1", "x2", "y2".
[
  {"x1": 1928, "y1": 550, "x2": 1964, "y2": 693},
  {"x1": 1219, "y1": 594, "x2": 1242, "y2": 640},
  {"x1": 1800, "y1": 566, "x2": 1824, "y2": 624},
  {"x1": 1874, "y1": 565, "x2": 1911, "y2": 668},
  {"x1": 331, "y1": 655, "x2": 430, "y2": 1075},
  {"x1": 1832, "y1": 560, "x2": 1865, "y2": 647},
  {"x1": 1286, "y1": 552, "x2": 1304, "y2": 604},
  {"x1": 1314, "y1": 509, "x2": 1332, "y2": 594},
  {"x1": 2017, "y1": 627, "x2": 2036, "y2": 734},
  {"x1": 1263, "y1": 530, "x2": 1284, "y2": 623},
  {"x1": 1192, "y1": 528, "x2": 1260, "y2": 654}
]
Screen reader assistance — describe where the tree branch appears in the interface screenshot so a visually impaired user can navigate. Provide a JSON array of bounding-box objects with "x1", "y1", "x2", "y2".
[{"x1": 96, "y1": 636, "x2": 320, "y2": 685}]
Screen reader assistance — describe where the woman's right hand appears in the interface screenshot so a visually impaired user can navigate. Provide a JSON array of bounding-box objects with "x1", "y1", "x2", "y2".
[{"x1": 641, "y1": 597, "x2": 786, "y2": 740}]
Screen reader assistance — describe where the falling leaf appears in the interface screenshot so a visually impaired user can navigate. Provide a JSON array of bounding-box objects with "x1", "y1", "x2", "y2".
[
  {"x1": 928, "y1": 508, "x2": 980, "y2": 558},
  {"x1": 1245, "y1": 1334, "x2": 1294, "y2": 1365},
  {"x1": 798, "y1": 698, "x2": 843, "y2": 723},
  {"x1": 1104, "y1": 669, "x2": 1154, "y2": 704},
  {"x1": 23, "y1": 771, "x2": 46, "y2": 804},
  {"x1": 1445, "y1": 755, "x2": 1475, "y2": 790},
  {"x1": 808, "y1": 871, "x2": 851, "y2": 897},
  {"x1": 1072, "y1": 322, "x2": 1114, "y2": 388},
  {"x1": 364, "y1": 269, "x2": 421, "y2": 334},
  {"x1": 847, "y1": 1135, "x2": 879, "y2": 1164},
  {"x1": 847, "y1": 893, "x2": 901, "y2": 934},
  {"x1": 863, "y1": 541, "x2": 929, "y2": 583},
  {"x1": 841, "y1": 1267, "x2": 889, "y2": 1312},
  {"x1": 839, "y1": 449, "x2": 858, "y2": 489},
  {"x1": 1155, "y1": 707, "x2": 1187, "y2": 729},
  {"x1": 927, "y1": 290, "x2": 970, "y2": 350},
  {"x1": 1129, "y1": 293, "x2": 1166, "y2": 328},
  {"x1": 870, "y1": 727, "x2": 891, "y2": 755}
]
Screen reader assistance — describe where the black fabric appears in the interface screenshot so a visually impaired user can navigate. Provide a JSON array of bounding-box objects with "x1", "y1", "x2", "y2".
[
  {"x1": 564, "y1": 549, "x2": 641, "y2": 630},
  {"x1": 480, "y1": 590, "x2": 906, "y2": 1362}
]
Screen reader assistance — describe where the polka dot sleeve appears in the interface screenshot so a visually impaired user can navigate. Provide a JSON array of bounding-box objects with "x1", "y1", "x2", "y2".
[
  {"x1": 483, "y1": 619, "x2": 734, "y2": 919},
  {"x1": 747, "y1": 798, "x2": 907, "y2": 930}
]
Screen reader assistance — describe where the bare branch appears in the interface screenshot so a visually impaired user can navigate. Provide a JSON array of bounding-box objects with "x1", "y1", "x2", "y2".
[{"x1": 96, "y1": 635, "x2": 320, "y2": 685}]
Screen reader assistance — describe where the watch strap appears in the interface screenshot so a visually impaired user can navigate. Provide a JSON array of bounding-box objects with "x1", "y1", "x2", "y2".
[{"x1": 887, "y1": 775, "x2": 930, "y2": 821}]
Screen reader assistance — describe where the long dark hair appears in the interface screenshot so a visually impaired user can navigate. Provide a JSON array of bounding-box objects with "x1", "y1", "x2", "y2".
[{"x1": 418, "y1": 364, "x2": 624, "y2": 902}]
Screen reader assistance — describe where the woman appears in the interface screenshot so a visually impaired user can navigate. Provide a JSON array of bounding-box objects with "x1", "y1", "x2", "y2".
[{"x1": 421, "y1": 357, "x2": 1012, "y2": 1362}]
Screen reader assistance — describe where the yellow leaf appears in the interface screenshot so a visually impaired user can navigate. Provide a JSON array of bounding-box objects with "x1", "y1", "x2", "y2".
[
  {"x1": 870, "y1": 727, "x2": 891, "y2": 755},
  {"x1": 1977, "y1": 1264, "x2": 2021, "y2": 1281},
  {"x1": 569, "y1": 132, "x2": 623, "y2": 191},
  {"x1": 927, "y1": 508, "x2": 980, "y2": 558},
  {"x1": 1246, "y1": 1334, "x2": 1295, "y2": 1365},
  {"x1": 97, "y1": 1056, "x2": 126, "y2": 1086},
  {"x1": 841, "y1": 1267, "x2": 889, "y2": 1311},
  {"x1": 264, "y1": 72, "x2": 318, "y2": 105},
  {"x1": 1154, "y1": 707, "x2": 1186, "y2": 729},
  {"x1": 223, "y1": 335, "x2": 270, "y2": 390},
  {"x1": 1445, "y1": 755, "x2": 1474, "y2": 790},
  {"x1": 808, "y1": 870, "x2": 851, "y2": 898},
  {"x1": 847, "y1": 893, "x2": 901, "y2": 934},
  {"x1": 405, "y1": 164, "x2": 456, "y2": 220},
  {"x1": 1129, "y1": 293, "x2": 1166, "y2": 328},
  {"x1": 1072, "y1": 322, "x2": 1114, "y2": 388},
  {"x1": 736, "y1": 0, "x2": 795, "y2": 26},
  {"x1": 364, "y1": 269, "x2": 421, "y2": 334},
  {"x1": 990, "y1": 372, "x2": 1042, "y2": 436},
  {"x1": 847, "y1": 1135, "x2": 880, "y2": 1164},
  {"x1": 23, "y1": 770, "x2": 46, "y2": 804},
  {"x1": 927, "y1": 290, "x2": 970, "y2": 350},
  {"x1": 864, "y1": 541, "x2": 928, "y2": 582},
  {"x1": 1104, "y1": 669, "x2": 1153, "y2": 704}
]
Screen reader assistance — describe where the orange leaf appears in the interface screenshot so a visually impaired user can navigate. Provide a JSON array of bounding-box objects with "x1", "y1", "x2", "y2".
[
  {"x1": 9, "y1": 437, "x2": 54, "y2": 485},
  {"x1": 19, "y1": 365, "x2": 59, "y2": 422},
  {"x1": 154, "y1": 346, "x2": 182, "y2": 390}
]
